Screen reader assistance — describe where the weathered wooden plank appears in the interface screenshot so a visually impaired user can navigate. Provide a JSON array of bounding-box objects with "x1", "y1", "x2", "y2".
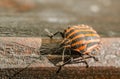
[{"x1": 0, "y1": 37, "x2": 119, "y2": 79}]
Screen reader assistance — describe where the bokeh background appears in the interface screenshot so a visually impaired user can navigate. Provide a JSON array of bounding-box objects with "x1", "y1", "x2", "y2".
[{"x1": 0, "y1": 0, "x2": 120, "y2": 37}]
